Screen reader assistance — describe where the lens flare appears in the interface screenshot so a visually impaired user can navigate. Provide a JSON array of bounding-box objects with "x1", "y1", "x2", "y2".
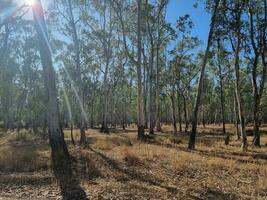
[{"x1": 26, "y1": 0, "x2": 35, "y2": 6}]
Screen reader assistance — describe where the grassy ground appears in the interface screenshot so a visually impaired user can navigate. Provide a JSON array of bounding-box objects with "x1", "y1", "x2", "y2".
[{"x1": 0, "y1": 124, "x2": 267, "y2": 199}]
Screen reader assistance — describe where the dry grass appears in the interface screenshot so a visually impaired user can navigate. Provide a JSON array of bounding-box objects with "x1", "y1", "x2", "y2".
[
  {"x1": 1, "y1": 125, "x2": 267, "y2": 199},
  {"x1": 123, "y1": 146, "x2": 141, "y2": 166},
  {"x1": 0, "y1": 131, "x2": 50, "y2": 173}
]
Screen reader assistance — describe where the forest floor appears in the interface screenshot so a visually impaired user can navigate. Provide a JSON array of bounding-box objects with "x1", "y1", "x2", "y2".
[{"x1": 0, "y1": 124, "x2": 267, "y2": 200}]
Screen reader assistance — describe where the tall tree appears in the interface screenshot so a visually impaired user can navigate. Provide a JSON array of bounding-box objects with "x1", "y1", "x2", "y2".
[
  {"x1": 245, "y1": 0, "x2": 267, "y2": 147},
  {"x1": 32, "y1": 0, "x2": 70, "y2": 170},
  {"x1": 188, "y1": 0, "x2": 220, "y2": 150},
  {"x1": 229, "y1": 1, "x2": 248, "y2": 151},
  {"x1": 216, "y1": 39, "x2": 229, "y2": 145},
  {"x1": 137, "y1": 0, "x2": 146, "y2": 139}
]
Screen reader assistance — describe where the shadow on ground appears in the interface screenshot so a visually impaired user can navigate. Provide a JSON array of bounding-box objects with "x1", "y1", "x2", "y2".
[
  {"x1": 88, "y1": 146, "x2": 177, "y2": 194},
  {"x1": 195, "y1": 188, "x2": 237, "y2": 200},
  {"x1": 54, "y1": 162, "x2": 88, "y2": 200}
]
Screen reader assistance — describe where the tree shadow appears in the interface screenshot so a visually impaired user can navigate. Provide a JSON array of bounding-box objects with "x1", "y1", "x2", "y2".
[
  {"x1": 53, "y1": 161, "x2": 88, "y2": 200},
  {"x1": 195, "y1": 188, "x2": 237, "y2": 200},
  {"x1": 88, "y1": 147, "x2": 177, "y2": 194}
]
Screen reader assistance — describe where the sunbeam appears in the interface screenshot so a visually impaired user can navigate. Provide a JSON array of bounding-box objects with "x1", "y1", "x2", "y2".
[
  {"x1": 26, "y1": 0, "x2": 35, "y2": 6},
  {"x1": 61, "y1": 66, "x2": 89, "y2": 123},
  {"x1": 58, "y1": 74, "x2": 73, "y2": 123}
]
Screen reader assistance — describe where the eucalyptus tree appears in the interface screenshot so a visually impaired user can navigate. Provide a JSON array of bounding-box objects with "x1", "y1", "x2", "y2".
[
  {"x1": 0, "y1": 2, "x2": 13, "y2": 131},
  {"x1": 137, "y1": 0, "x2": 146, "y2": 139},
  {"x1": 213, "y1": 40, "x2": 231, "y2": 144},
  {"x1": 52, "y1": 0, "x2": 87, "y2": 143},
  {"x1": 16, "y1": 22, "x2": 46, "y2": 133},
  {"x1": 144, "y1": 0, "x2": 157, "y2": 135},
  {"x1": 171, "y1": 14, "x2": 200, "y2": 132},
  {"x1": 223, "y1": 0, "x2": 248, "y2": 151},
  {"x1": 0, "y1": 5, "x2": 35, "y2": 131},
  {"x1": 32, "y1": 0, "x2": 70, "y2": 170},
  {"x1": 155, "y1": 0, "x2": 169, "y2": 132},
  {"x1": 188, "y1": 0, "x2": 220, "y2": 150},
  {"x1": 244, "y1": 0, "x2": 267, "y2": 147},
  {"x1": 80, "y1": 0, "x2": 126, "y2": 133},
  {"x1": 0, "y1": 21, "x2": 15, "y2": 131},
  {"x1": 0, "y1": 3, "x2": 47, "y2": 133},
  {"x1": 109, "y1": 0, "x2": 146, "y2": 139},
  {"x1": 162, "y1": 60, "x2": 178, "y2": 134},
  {"x1": 143, "y1": 0, "x2": 171, "y2": 134}
]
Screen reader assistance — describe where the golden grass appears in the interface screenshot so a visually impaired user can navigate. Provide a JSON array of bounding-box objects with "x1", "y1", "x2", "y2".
[
  {"x1": 0, "y1": 131, "x2": 50, "y2": 172},
  {"x1": 103, "y1": 125, "x2": 267, "y2": 199},
  {"x1": 123, "y1": 146, "x2": 140, "y2": 166},
  {"x1": 1, "y1": 125, "x2": 267, "y2": 199},
  {"x1": 91, "y1": 135, "x2": 132, "y2": 151}
]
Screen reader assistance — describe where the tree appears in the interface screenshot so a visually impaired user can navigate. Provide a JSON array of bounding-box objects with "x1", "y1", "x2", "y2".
[
  {"x1": 32, "y1": 0, "x2": 70, "y2": 170},
  {"x1": 53, "y1": 0, "x2": 87, "y2": 143},
  {"x1": 188, "y1": 0, "x2": 220, "y2": 150},
  {"x1": 216, "y1": 39, "x2": 229, "y2": 145},
  {"x1": 137, "y1": 0, "x2": 146, "y2": 139},
  {"x1": 228, "y1": 1, "x2": 248, "y2": 151},
  {"x1": 245, "y1": 0, "x2": 267, "y2": 147}
]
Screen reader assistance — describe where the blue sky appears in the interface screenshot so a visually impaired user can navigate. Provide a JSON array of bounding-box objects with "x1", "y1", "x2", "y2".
[
  {"x1": 1, "y1": 0, "x2": 211, "y2": 48},
  {"x1": 166, "y1": 0, "x2": 210, "y2": 46}
]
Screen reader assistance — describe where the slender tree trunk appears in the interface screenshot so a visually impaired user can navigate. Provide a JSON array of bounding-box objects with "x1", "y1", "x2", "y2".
[
  {"x1": 100, "y1": 7, "x2": 112, "y2": 134},
  {"x1": 252, "y1": 95, "x2": 260, "y2": 147},
  {"x1": 251, "y1": 55, "x2": 261, "y2": 147},
  {"x1": 90, "y1": 97, "x2": 95, "y2": 128},
  {"x1": 188, "y1": 0, "x2": 220, "y2": 150},
  {"x1": 177, "y1": 91, "x2": 182, "y2": 132},
  {"x1": 70, "y1": 123, "x2": 75, "y2": 145},
  {"x1": 137, "y1": 0, "x2": 145, "y2": 140},
  {"x1": 122, "y1": 93, "x2": 126, "y2": 131},
  {"x1": 233, "y1": 94, "x2": 240, "y2": 140},
  {"x1": 202, "y1": 104, "x2": 206, "y2": 128},
  {"x1": 32, "y1": 0, "x2": 70, "y2": 171},
  {"x1": 155, "y1": 11, "x2": 162, "y2": 132},
  {"x1": 171, "y1": 88, "x2": 177, "y2": 135},
  {"x1": 67, "y1": 0, "x2": 86, "y2": 144},
  {"x1": 148, "y1": 51, "x2": 154, "y2": 135},
  {"x1": 182, "y1": 93, "x2": 188, "y2": 132},
  {"x1": 235, "y1": 71, "x2": 247, "y2": 151},
  {"x1": 217, "y1": 40, "x2": 229, "y2": 145},
  {"x1": 233, "y1": 8, "x2": 248, "y2": 151},
  {"x1": 249, "y1": 1, "x2": 267, "y2": 147},
  {"x1": 143, "y1": 49, "x2": 148, "y2": 129},
  {"x1": 101, "y1": 63, "x2": 110, "y2": 134}
]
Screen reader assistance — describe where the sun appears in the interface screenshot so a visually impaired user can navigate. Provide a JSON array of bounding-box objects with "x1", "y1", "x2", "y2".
[{"x1": 26, "y1": 0, "x2": 35, "y2": 6}]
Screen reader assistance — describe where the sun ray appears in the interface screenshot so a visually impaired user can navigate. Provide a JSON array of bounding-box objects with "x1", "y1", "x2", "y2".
[{"x1": 26, "y1": 0, "x2": 35, "y2": 6}]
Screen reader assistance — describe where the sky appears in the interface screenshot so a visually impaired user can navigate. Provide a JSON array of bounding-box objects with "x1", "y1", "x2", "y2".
[
  {"x1": 166, "y1": 0, "x2": 210, "y2": 46},
  {"x1": 1, "y1": 0, "x2": 211, "y2": 47}
]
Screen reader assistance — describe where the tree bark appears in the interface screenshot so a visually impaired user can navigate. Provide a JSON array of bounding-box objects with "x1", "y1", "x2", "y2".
[
  {"x1": 155, "y1": 8, "x2": 162, "y2": 132},
  {"x1": 233, "y1": 94, "x2": 240, "y2": 140},
  {"x1": 233, "y1": 4, "x2": 248, "y2": 151},
  {"x1": 170, "y1": 91, "x2": 177, "y2": 135},
  {"x1": 32, "y1": 0, "x2": 70, "y2": 171},
  {"x1": 217, "y1": 40, "x2": 229, "y2": 145},
  {"x1": 70, "y1": 124, "x2": 75, "y2": 145},
  {"x1": 177, "y1": 93, "x2": 182, "y2": 132},
  {"x1": 67, "y1": 0, "x2": 86, "y2": 143},
  {"x1": 188, "y1": 0, "x2": 220, "y2": 150},
  {"x1": 248, "y1": 3, "x2": 267, "y2": 147},
  {"x1": 148, "y1": 50, "x2": 154, "y2": 135},
  {"x1": 182, "y1": 93, "x2": 188, "y2": 132},
  {"x1": 137, "y1": 0, "x2": 145, "y2": 140}
]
